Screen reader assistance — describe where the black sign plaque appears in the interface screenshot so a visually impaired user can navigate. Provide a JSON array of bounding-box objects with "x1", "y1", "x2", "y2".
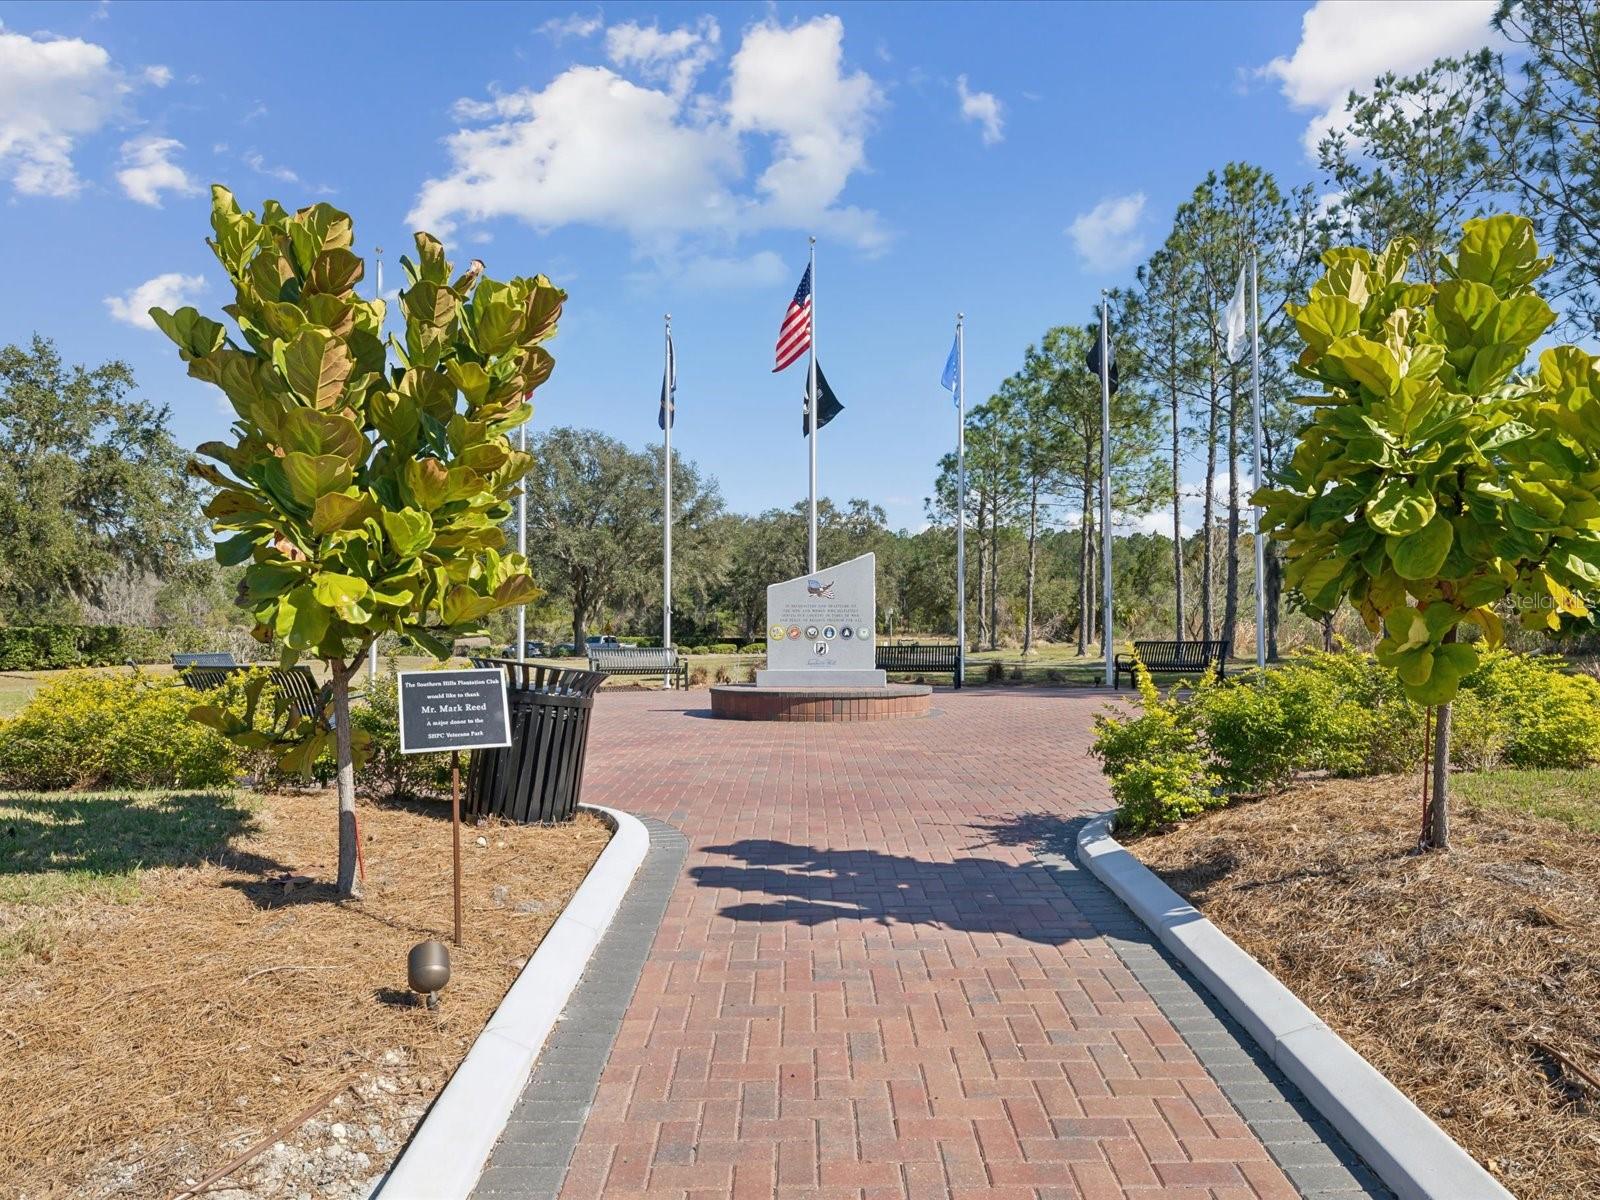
[{"x1": 397, "y1": 669, "x2": 512, "y2": 755}]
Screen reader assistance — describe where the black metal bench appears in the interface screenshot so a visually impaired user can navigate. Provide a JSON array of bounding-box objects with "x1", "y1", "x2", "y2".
[
  {"x1": 176, "y1": 663, "x2": 326, "y2": 722},
  {"x1": 875, "y1": 642, "x2": 963, "y2": 688},
  {"x1": 586, "y1": 645, "x2": 688, "y2": 689},
  {"x1": 468, "y1": 658, "x2": 605, "y2": 823},
  {"x1": 1113, "y1": 640, "x2": 1228, "y2": 689}
]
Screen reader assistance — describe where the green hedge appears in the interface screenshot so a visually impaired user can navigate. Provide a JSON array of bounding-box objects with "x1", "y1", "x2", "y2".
[{"x1": 0, "y1": 625, "x2": 225, "y2": 671}]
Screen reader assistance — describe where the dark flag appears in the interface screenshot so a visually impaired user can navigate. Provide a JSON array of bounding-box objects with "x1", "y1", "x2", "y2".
[
  {"x1": 1085, "y1": 330, "x2": 1119, "y2": 393},
  {"x1": 802, "y1": 362, "x2": 844, "y2": 435},
  {"x1": 658, "y1": 328, "x2": 676, "y2": 430}
]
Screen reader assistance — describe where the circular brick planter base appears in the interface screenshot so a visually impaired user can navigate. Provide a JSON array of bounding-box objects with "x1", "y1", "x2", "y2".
[{"x1": 709, "y1": 683, "x2": 933, "y2": 722}]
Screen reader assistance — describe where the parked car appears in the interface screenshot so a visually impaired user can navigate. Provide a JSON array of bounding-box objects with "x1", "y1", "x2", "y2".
[
  {"x1": 585, "y1": 635, "x2": 620, "y2": 648},
  {"x1": 502, "y1": 640, "x2": 547, "y2": 658}
]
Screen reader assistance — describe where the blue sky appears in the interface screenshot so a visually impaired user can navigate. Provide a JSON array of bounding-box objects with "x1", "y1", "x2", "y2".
[{"x1": 0, "y1": 1, "x2": 1501, "y2": 533}]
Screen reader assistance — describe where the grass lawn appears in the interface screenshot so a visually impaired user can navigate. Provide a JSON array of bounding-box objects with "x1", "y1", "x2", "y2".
[{"x1": 1455, "y1": 767, "x2": 1600, "y2": 833}]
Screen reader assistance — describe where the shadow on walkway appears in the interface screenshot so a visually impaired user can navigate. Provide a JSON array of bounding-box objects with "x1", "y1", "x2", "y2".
[{"x1": 693, "y1": 824, "x2": 1094, "y2": 946}]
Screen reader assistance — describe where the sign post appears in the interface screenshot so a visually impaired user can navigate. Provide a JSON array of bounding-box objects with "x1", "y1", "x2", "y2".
[{"x1": 397, "y1": 668, "x2": 512, "y2": 946}]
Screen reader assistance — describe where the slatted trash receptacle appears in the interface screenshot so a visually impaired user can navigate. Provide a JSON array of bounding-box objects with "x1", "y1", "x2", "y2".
[{"x1": 464, "y1": 657, "x2": 605, "y2": 824}]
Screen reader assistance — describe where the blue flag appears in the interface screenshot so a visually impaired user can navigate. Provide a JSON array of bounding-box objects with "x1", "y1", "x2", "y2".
[{"x1": 940, "y1": 335, "x2": 958, "y2": 397}]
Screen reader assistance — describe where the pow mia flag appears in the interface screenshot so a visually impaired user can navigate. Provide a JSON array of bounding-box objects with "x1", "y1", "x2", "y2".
[{"x1": 802, "y1": 361, "x2": 844, "y2": 435}]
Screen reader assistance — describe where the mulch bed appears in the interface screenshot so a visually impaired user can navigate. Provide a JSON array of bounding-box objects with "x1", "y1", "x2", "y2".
[
  {"x1": 0, "y1": 791, "x2": 610, "y2": 1199},
  {"x1": 1128, "y1": 777, "x2": 1600, "y2": 1199}
]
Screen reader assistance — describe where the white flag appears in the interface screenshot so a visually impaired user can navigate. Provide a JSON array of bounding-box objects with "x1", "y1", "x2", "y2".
[{"x1": 1224, "y1": 263, "x2": 1248, "y2": 364}]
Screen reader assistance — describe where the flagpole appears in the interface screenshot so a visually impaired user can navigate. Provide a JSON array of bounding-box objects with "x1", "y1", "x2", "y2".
[
  {"x1": 516, "y1": 266, "x2": 528, "y2": 664},
  {"x1": 1250, "y1": 247, "x2": 1266, "y2": 673},
  {"x1": 955, "y1": 313, "x2": 967, "y2": 687},
  {"x1": 807, "y1": 236, "x2": 818, "y2": 575},
  {"x1": 1099, "y1": 293, "x2": 1114, "y2": 689},
  {"x1": 662, "y1": 313, "x2": 674, "y2": 688},
  {"x1": 369, "y1": 247, "x2": 384, "y2": 686}
]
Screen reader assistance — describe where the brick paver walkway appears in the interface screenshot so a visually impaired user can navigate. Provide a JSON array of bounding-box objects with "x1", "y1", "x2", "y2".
[{"x1": 546, "y1": 689, "x2": 1304, "y2": 1199}]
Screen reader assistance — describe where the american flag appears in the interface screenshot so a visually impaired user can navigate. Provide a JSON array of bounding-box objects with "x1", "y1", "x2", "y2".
[{"x1": 772, "y1": 264, "x2": 812, "y2": 373}]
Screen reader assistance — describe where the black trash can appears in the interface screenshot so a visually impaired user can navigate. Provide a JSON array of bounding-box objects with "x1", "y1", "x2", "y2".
[{"x1": 465, "y1": 658, "x2": 605, "y2": 823}]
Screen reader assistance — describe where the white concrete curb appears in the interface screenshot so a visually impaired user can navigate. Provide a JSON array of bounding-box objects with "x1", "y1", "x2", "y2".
[
  {"x1": 377, "y1": 803, "x2": 649, "y2": 1200},
  {"x1": 1077, "y1": 812, "x2": 1512, "y2": 1200}
]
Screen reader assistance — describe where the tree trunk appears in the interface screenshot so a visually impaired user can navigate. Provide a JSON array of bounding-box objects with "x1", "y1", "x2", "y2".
[
  {"x1": 331, "y1": 663, "x2": 361, "y2": 900},
  {"x1": 1265, "y1": 542, "x2": 1282, "y2": 661},
  {"x1": 1321, "y1": 612, "x2": 1335, "y2": 651},
  {"x1": 1171, "y1": 382, "x2": 1184, "y2": 643},
  {"x1": 988, "y1": 503, "x2": 1000, "y2": 650},
  {"x1": 975, "y1": 493, "x2": 989, "y2": 651},
  {"x1": 1201, "y1": 373, "x2": 1219, "y2": 642},
  {"x1": 1024, "y1": 477, "x2": 1038, "y2": 655},
  {"x1": 1222, "y1": 370, "x2": 1241, "y2": 659},
  {"x1": 1430, "y1": 701, "x2": 1452, "y2": 850},
  {"x1": 1087, "y1": 521, "x2": 1097, "y2": 648}
]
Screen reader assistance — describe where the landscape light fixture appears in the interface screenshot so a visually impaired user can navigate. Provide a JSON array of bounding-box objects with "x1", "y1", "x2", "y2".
[{"x1": 408, "y1": 939, "x2": 451, "y2": 1010}]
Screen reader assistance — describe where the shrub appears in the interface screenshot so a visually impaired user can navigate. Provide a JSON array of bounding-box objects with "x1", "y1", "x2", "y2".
[
  {"x1": 350, "y1": 665, "x2": 451, "y2": 800},
  {"x1": 1092, "y1": 664, "x2": 1220, "y2": 835},
  {"x1": 0, "y1": 624, "x2": 232, "y2": 670},
  {"x1": 984, "y1": 662, "x2": 1004, "y2": 684},
  {"x1": 1191, "y1": 672, "x2": 1299, "y2": 794},
  {"x1": 1281, "y1": 649, "x2": 1422, "y2": 776},
  {"x1": 1460, "y1": 650, "x2": 1600, "y2": 768},
  {"x1": 705, "y1": 643, "x2": 739, "y2": 654},
  {"x1": 0, "y1": 671, "x2": 241, "y2": 790},
  {"x1": 737, "y1": 643, "x2": 766, "y2": 655}
]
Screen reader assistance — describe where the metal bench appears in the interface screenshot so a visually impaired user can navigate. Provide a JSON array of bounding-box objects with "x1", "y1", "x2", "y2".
[
  {"x1": 467, "y1": 658, "x2": 606, "y2": 823},
  {"x1": 172, "y1": 652, "x2": 238, "y2": 668},
  {"x1": 1113, "y1": 639, "x2": 1228, "y2": 689},
  {"x1": 875, "y1": 642, "x2": 963, "y2": 688},
  {"x1": 586, "y1": 645, "x2": 688, "y2": 689},
  {"x1": 176, "y1": 663, "x2": 326, "y2": 722}
]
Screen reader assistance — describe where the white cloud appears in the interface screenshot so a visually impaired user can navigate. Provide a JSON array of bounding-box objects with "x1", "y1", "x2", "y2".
[
  {"x1": 955, "y1": 75, "x2": 1003, "y2": 145},
  {"x1": 116, "y1": 135, "x2": 200, "y2": 206},
  {"x1": 104, "y1": 272, "x2": 206, "y2": 330},
  {"x1": 538, "y1": 12, "x2": 602, "y2": 42},
  {"x1": 243, "y1": 150, "x2": 301, "y2": 184},
  {"x1": 0, "y1": 28, "x2": 128, "y2": 197},
  {"x1": 411, "y1": 14, "x2": 886, "y2": 252},
  {"x1": 143, "y1": 64, "x2": 172, "y2": 87},
  {"x1": 605, "y1": 16, "x2": 719, "y2": 97},
  {"x1": 1067, "y1": 192, "x2": 1147, "y2": 272},
  {"x1": 726, "y1": 15, "x2": 885, "y2": 248},
  {"x1": 1259, "y1": 0, "x2": 1498, "y2": 158}
]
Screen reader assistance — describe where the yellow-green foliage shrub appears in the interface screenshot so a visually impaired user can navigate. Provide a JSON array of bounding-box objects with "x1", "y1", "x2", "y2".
[
  {"x1": 0, "y1": 671, "x2": 242, "y2": 790},
  {"x1": 1092, "y1": 664, "x2": 1221, "y2": 834},
  {"x1": 1459, "y1": 650, "x2": 1600, "y2": 768}
]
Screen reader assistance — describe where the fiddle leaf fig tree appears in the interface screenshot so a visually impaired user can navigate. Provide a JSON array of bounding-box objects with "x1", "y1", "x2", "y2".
[
  {"x1": 154, "y1": 186, "x2": 563, "y2": 897},
  {"x1": 1256, "y1": 214, "x2": 1600, "y2": 849}
]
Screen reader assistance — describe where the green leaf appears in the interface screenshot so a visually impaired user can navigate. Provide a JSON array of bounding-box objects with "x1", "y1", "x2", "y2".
[
  {"x1": 149, "y1": 306, "x2": 227, "y2": 359},
  {"x1": 215, "y1": 532, "x2": 257, "y2": 566},
  {"x1": 1450, "y1": 215, "x2": 1552, "y2": 293},
  {"x1": 311, "y1": 492, "x2": 376, "y2": 535},
  {"x1": 274, "y1": 584, "x2": 331, "y2": 649},
  {"x1": 1292, "y1": 296, "x2": 1362, "y2": 355},
  {"x1": 382, "y1": 508, "x2": 435, "y2": 557},
  {"x1": 280, "y1": 328, "x2": 354, "y2": 408},
  {"x1": 281, "y1": 452, "x2": 353, "y2": 504},
  {"x1": 1366, "y1": 479, "x2": 1435, "y2": 536},
  {"x1": 312, "y1": 571, "x2": 370, "y2": 611},
  {"x1": 1389, "y1": 515, "x2": 1454, "y2": 580},
  {"x1": 304, "y1": 248, "x2": 364, "y2": 296}
]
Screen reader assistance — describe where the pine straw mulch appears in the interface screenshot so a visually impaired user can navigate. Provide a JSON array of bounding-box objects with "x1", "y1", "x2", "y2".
[
  {"x1": 0, "y1": 790, "x2": 610, "y2": 1199},
  {"x1": 1127, "y1": 776, "x2": 1600, "y2": 1199}
]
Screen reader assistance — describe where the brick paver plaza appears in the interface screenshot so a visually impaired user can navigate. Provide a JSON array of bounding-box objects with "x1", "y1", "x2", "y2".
[{"x1": 493, "y1": 688, "x2": 1348, "y2": 1199}]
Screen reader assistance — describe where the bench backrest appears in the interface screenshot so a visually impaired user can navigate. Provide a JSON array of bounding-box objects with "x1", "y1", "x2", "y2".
[
  {"x1": 876, "y1": 642, "x2": 959, "y2": 669},
  {"x1": 1131, "y1": 639, "x2": 1227, "y2": 667},
  {"x1": 173, "y1": 651, "x2": 237, "y2": 668},
  {"x1": 176, "y1": 663, "x2": 322, "y2": 714},
  {"x1": 588, "y1": 646, "x2": 679, "y2": 671}
]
